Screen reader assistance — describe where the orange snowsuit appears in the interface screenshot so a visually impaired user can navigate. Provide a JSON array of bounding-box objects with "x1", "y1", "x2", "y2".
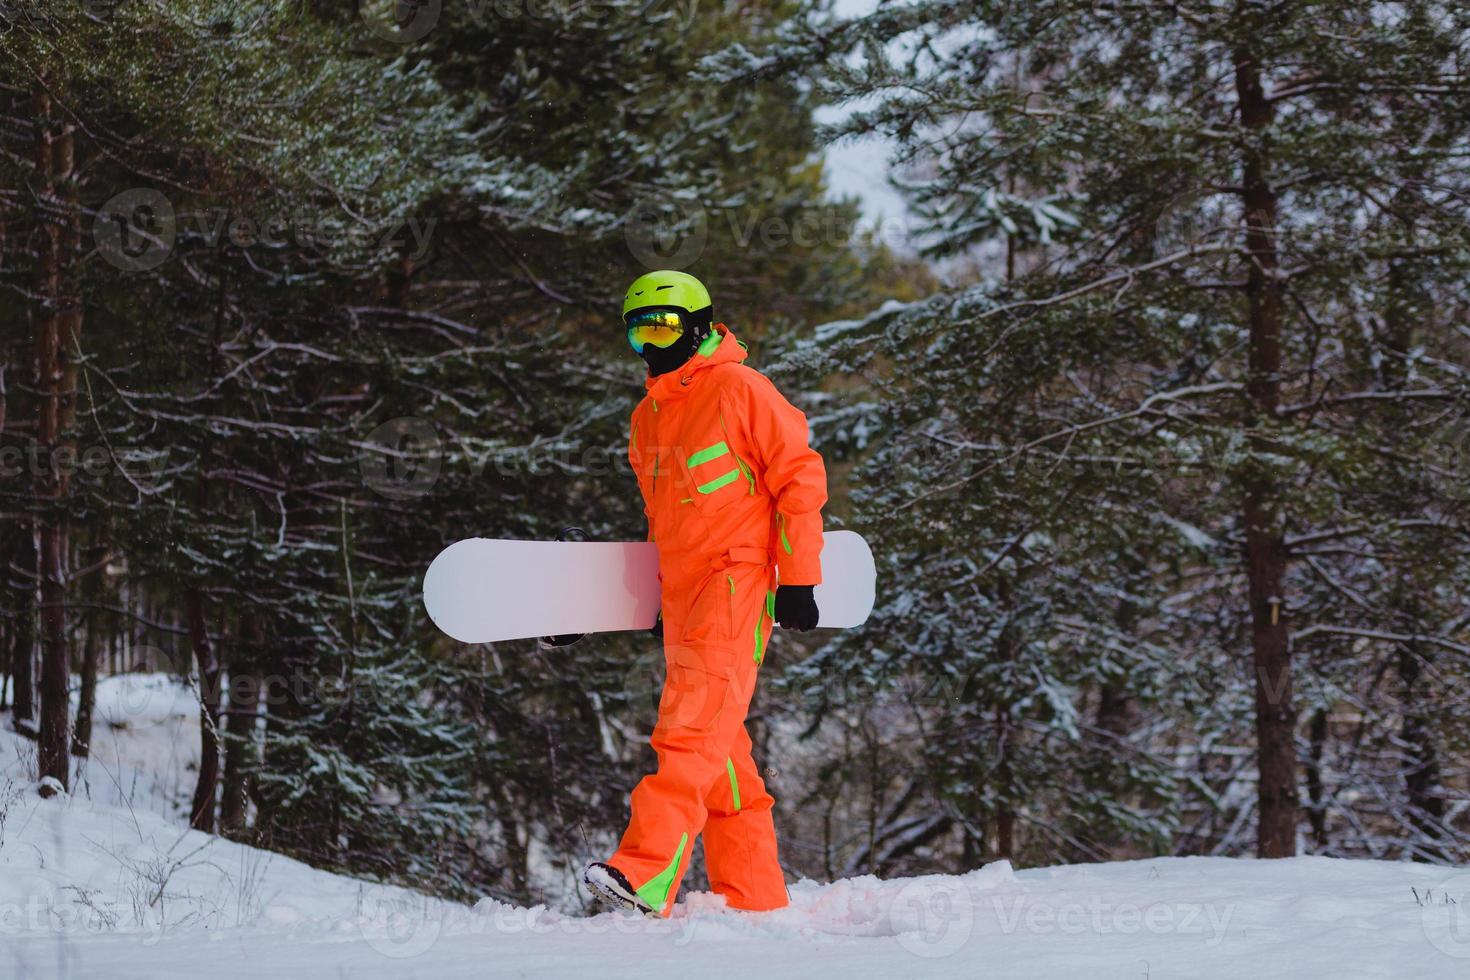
[{"x1": 609, "y1": 323, "x2": 827, "y2": 915}]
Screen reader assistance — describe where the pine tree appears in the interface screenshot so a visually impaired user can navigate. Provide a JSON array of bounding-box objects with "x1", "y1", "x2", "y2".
[
  {"x1": 1, "y1": 0, "x2": 870, "y2": 901},
  {"x1": 716, "y1": 0, "x2": 1470, "y2": 862}
]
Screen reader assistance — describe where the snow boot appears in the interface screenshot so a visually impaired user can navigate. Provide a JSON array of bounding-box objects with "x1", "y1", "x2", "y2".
[{"x1": 583, "y1": 862, "x2": 657, "y2": 917}]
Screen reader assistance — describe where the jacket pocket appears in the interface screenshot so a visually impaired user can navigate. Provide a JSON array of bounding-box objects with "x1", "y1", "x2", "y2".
[{"x1": 679, "y1": 434, "x2": 754, "y2": 517}]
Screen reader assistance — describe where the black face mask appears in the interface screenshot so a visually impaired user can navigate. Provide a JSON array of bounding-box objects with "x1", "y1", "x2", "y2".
[
  {"x1": 638, "y1": 308, "x2": 713, "y2": 377},
  {"x1": 640, "y1": 328, "x2": 700, "y2": 377}
]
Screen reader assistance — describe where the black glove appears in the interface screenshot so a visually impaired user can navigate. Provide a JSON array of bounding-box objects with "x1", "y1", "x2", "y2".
[
  {"x1": 649, "y1": 614, "x2": 664, "y2": 640},
  {"x1": 774, "y1": 585, "x2": 819, "y2": 631}
]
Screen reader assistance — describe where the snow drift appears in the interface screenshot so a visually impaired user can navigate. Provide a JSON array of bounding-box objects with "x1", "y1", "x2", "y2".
[{"x1": 3, "y1": 676, "x2": 1470, "y2": 978}]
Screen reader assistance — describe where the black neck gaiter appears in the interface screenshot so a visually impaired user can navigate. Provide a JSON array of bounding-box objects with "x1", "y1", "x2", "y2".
[
  {"x1": 639, "y1": 308, "x2": 713, "y2": 377},
  {"x1": 641, "y1": 327, "x2": 701, "y2": 377}
]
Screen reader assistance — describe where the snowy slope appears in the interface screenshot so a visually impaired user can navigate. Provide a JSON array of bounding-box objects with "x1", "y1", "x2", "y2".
[{"x1": 4, "y1": 677, "x2": 1470, "y2": 978}]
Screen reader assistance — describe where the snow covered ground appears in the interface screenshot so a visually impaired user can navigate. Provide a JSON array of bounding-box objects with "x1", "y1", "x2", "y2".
[{"x1": 4, "y1": 675, "x2": 1470, "y2": 978}]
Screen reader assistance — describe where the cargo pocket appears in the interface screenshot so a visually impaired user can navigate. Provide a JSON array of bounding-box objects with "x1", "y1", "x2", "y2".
[
  {"x1": 681, "y1": 569, "x2": 736, "y2": 643},
  {"x1": 660, "y1": 636, "x2": 753, "y2": 749}
]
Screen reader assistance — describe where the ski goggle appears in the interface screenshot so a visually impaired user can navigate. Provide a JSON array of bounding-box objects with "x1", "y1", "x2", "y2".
[{"x1": 626, "y1": 309, "x2": 686, "y2": 354}]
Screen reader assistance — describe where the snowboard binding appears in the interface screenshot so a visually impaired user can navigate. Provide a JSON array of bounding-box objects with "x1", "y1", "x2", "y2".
[{"x1": 537, "y1": 527, "x2": 591, "y2": 650}]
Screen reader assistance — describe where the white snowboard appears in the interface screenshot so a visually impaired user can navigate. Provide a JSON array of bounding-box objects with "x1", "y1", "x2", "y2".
[{"x1": 423, "y1": 530, "x2": 875, "y2": 644}]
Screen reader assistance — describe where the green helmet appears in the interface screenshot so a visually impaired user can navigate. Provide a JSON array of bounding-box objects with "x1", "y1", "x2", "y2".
[{"x1": 622, "y1": 270, "x2": 711, "y2": 320}]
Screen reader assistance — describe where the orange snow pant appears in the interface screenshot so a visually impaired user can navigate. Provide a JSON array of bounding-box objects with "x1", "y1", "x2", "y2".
[{"x1": 608, "y1": 557, "x2": 787, "y2": 915}]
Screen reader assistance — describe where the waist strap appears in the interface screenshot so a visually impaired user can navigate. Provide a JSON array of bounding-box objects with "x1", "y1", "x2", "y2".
[{"x1": 720, "y1": 546, "x2": 772, "y2": 568}]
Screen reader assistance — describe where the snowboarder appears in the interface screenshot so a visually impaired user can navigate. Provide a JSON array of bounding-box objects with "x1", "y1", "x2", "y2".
[{"x1": 583, "y1": 270, "x2": 827, "y2": 917}]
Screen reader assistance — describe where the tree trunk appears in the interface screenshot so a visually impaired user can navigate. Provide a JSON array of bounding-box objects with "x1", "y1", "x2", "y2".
[
  {"x1": 994, "y1": 701, "x2": 1015, "y2": 861},
  {"x1": 32, "y1": 81, "x2": 82, "y2": 792},
  {"x1": 1097, "y1": 570, "x2": 1141, "y2": 738},
  {"x1": 992, "y1": 573, "x2": 1017, "y2": 861},
  {"x1": 8, "y1": 529, "x2": 36, "y2": 732},
  {"x1": 500, "y1": 808, "x2": 530, "y2": 899},
  {"x1": 1398, "y1": 643, "x2": 1446, "y2": 861},
  {"x1": 1303, "y1": 708, "x2": 1328, "y2": 850},
  {"x1": 186, "y1": 581, "x2": 222, "y2": 832},
  {"x1": 219, "y1": 669, "x2": 260, "y2": 837},
  {"x1": 219, "y1": 618, "x2": 262, "y2": 838},
  {"x1": 72, "y1": 542, "x2": 106, "y2": 757},
  {"x1": 0, "y1": 364, "x2": 7, "y2": 713},
  {"x1": 185, "y1": 239, "x2": 234, "y2": 833},
  {"x1": 71, "y1": 620, "x2": 99, "y2": 757},
  {"x1": 1379, "y1": 193, "x2": 1444, "y2": 861},
  {"x1": 1234, "y1": 27, "x2": 1298, "y2": 859},
  {"x1": 255, "y1": 637, "x2": 311, "y2": 847}
]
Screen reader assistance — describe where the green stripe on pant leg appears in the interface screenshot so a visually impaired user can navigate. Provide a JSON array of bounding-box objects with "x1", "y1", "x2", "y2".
[
  {"x1": 753, "y1": 590, "x2": 774, "y2": 665},
  {"x1": 726, "y1": 757, "x2": 741, "y2": 812},
  {"x1": 635, "y1": 832, "x2": 689, "y2": 913}
]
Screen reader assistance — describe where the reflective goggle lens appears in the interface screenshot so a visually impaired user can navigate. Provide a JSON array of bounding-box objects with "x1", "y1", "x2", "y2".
[{"x1": 626, "y1": 310, "x2": 685, "y2": 353}]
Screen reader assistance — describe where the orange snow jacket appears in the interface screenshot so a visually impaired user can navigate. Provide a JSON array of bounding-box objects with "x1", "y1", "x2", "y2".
[{"x1": 628, "y1": 323, "x2": 827, "y2": 592}]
